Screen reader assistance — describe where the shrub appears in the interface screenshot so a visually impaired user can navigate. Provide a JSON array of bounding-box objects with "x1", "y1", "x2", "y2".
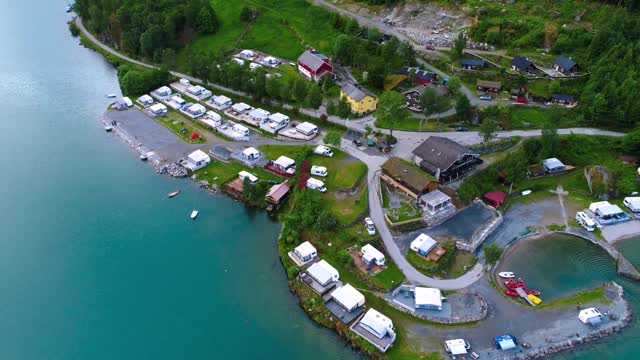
[
  {"x1": 484, "y1": 243, "x2": 503, "y2": 265},
  {"x1": 324, "y1": 130, "x2": 342, "y2": 146}
]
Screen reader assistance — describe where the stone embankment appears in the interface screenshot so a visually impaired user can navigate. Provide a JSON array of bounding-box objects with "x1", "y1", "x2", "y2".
[
  {"x1": 508, "y1": 282, "x2": 631, "y2": 360},
  {"x1": 155, "y1": 163, "x2": 188, "y2": 177},
  {"x1": 561, "y1": 230, "x2": 640, "y2": 281},
  {"x1": 457, "y1": 200, "x2": 503, "y2": 252}
]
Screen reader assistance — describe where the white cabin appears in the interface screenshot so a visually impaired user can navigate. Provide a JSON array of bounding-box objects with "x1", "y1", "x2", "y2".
[
  {"x1": 261, "y1": 113, "x2": 290, "y2": 134},
  {"x1": 444, "y1": 339, "x2": 470, "y2": 355},
  {"x1": 307, "y1": 259, "x2": 339, "y2": 286},
  {"x1": 137, "y1": 94, "x2": 154, "y2": 106},
  {"x1": 149, "y1": 103, "x2": 167, "y2": 117},
  {"x1": 210, "y1": 95, "x2": 232, "y2": 110},
  {"x1": 248, "y1": 108, "x2": 270, "y2": 123},
  {"x1": 359, "y1": 308, "x2": 396, "y2": 340},
  {"x1": 296, "y1": 122, "x2": 319, "y2": 136},
  {"x1": 239, "y1": 49, "x2": 254, "y2": 59},
  {"x1": 238, "y1": 170, "x2": 258, "y2": 184},
  {"x1": 294, "y1": 241, "x2": 317, "y2": 263},
  {"x1": 179, "y1": 78, "x2": 191, "y2": 86},
  {"x1": 242, "y1": 147, "x2": 261, "y2": 161},
  {"x1": 361, "y1": 244, "x2": 385, "y2": 267},
  {"x1": 331, "y1": 284, "x2": 365, "y2": 312},
  {"x1": 154, "y1": 86, "x2": 172, "y2": 97},
  {"x1": 172, "y1": 95, "x2": 186, "y2": 108},
  {"x1": 232, "y1": 124, "x2": 250, "y2": 136},
  {"x1": 184, "y1": 150, "x2": 210, "y2": 171},
  {"x1": 410, "y1": 234, "x2": 437, "y2": 256},
  {"x1": 414, "y1": 287, "x2": 443, "y2": 310},
  {"x1": 231, "y1": 102, "x2": 252, "y2": 114}
]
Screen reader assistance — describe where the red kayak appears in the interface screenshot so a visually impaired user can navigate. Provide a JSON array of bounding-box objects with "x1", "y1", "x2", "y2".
[
  {"x1": 525, "y1": 289, "x2": 540, "y2": 296},
  {"x1": 504, "y1": 290, "x2": 519, "y2": 297},
  {"x1": 504, "y1": 278, "x2": 526, "y2": 290},
  {"x1": 168, "y1": 189, "x2": 181, "y2": 198}
]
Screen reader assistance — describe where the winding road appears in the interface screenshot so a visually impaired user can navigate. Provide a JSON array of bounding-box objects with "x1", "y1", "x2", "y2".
[{"x1": 76, "y1": 16, "x2": 624, "y2": 290}]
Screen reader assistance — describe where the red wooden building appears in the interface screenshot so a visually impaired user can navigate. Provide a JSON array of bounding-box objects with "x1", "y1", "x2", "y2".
[{"x1": 297, "y1": 50, "x2": 334, "y2": 81}]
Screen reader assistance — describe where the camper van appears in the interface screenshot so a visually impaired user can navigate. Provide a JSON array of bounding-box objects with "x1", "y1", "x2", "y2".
[
  {"x1": 232, "y1": 124, "x2": 250, "y2": 136},
  {"x1": 576, "y1": 212, "x2": 596, "y2": 232},
  {"x1": 179, "y1": 78, "x2": 191, "y2": 86},
  {"x1": 306, "y1": 178, "x2": 327, "y2": 193},
  {"x1": 314, "y1": 145, "x2": 334, "y2": 157},
  {"x1": 310, "y1": 165, "x2": 327, "y2": 177},
  {"x1": 238, "y1": 171, "x2": 258, "y2": 184}
]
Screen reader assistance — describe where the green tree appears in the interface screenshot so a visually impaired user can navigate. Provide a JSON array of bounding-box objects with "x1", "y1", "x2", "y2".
[
  {"x1": 540, "y1": 121, "x2": 559, "y2": 158},
  {"x1": 480, "y1": 117, "x2": 498, "y2": 144},
  {"x1": 376, "y1": 91, "x2": 409, "y2": 137},
  {"x1": 455, "y1": 94, "x2": 471, "y2": 121},
  {"x1": 326, "y1": 99, "x2": 336, "y2": 115},
  {"x1": 337, "y1": 97, "x2": 351, "y2": 118},
  {"x1": 451, "y1": 32, "x2": 466, "y2": 62},
  {"x1": 196, "y1": 6, "x2": 219, "y2": 34},
  {"x1": 316, "y1": 211, "x2": 337, "y2": 231},
  {"x1": 484, "y1": 243, "x2": 503, "y2": 265},
  {"x1": 293, "y1": 78, "x2": 308, "y2": 102},
  {"x1": 161, "y1": 48, "x2": 176, "y2": 68},
  {"x1": 447, "y1": 76, "x2": 462, "y2": 95},
  {"x1": 280, "y1": 83, "x2": 291, "y2": 102},
  {"x1": 323, "y1": 130, "x2": 342, "y2": 146},
  {"x1": 305, "y1": 85, "x2": 323, "y2": 109}
]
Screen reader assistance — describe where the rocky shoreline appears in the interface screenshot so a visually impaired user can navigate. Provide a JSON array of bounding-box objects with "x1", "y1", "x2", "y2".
[{"x1": 507, "y1": 282, "x2": 631, "y2": 360}]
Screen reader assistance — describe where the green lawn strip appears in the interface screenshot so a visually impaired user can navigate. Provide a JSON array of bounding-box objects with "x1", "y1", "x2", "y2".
[
  {"x1": 406, "y1": 251, "x2": 440, "y2": 277},
  {"x1": 195, "y1": 159, "x2": 284, "y2": 186},
  {"x1": 375, "y1": 114, "x2": 454, "y2": 132},
  {"x1": 324, "y1": 184, "x2": 368, "y2": 225},
  {"x1": 371, "y1": 260, "x2": 405, "y2": 290},
  {"x1": 154, "y1": 110, "x2": 206, "y2": 144},
  {"x1": 537, "y1": 287, "x2": 610, "y2": 309}
]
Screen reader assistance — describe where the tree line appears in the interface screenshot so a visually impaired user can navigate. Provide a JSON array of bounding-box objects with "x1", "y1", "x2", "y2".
[{"x1": 74, "y1": 0, "x2": 219, "y2": 60}]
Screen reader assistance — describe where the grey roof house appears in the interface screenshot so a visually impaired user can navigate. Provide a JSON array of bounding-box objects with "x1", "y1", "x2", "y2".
[
  {"x1": 553, "y1": 55, "x2": 578, "y2": 75},
  {"x1": 412, "y1": 137, "x2": 482, "y2": 183}
]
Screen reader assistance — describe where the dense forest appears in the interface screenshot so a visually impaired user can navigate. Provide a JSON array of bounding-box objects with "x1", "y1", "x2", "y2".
[{"x1": 74, "y1": 0, "x2": 219, "y2": 60}]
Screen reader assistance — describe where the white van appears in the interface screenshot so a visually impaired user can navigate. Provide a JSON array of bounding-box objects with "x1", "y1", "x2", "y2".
[
  {"x1": 238, "y1": 171, "x2": 258, "y2": 184},
  {"x1": 310, "y1": 165, "x2": 327, "y2": 177},
  {"x1": 576, "y1": 211, "x2": 596, "y2": 232},
  {"x1": 306, "y1": 178, "x2": 327, "y2": 193},
  {"x1": 314, "y1": 145, "x2": 334, "y2": 157},
  {"x1": 232, "y1": 124, "x2": 250, "y2": 136}
]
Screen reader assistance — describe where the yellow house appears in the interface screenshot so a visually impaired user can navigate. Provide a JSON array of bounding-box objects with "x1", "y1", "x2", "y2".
[{"x1": 340, "y1": 84, "x2": 378, "y2": 115}]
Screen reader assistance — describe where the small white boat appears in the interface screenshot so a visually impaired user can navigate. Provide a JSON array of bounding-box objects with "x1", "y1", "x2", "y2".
[
  {"x1": 107, "y1": 94, "x2": 117, "y2": 98},
  {"x1": 521, "y1": 190, "x2": 532, "y2": 196},
  {"x1": 65, "y1": 4, "x2": 73, "y2": 12},
  {"x1": 498, "y1": 272, "x2": 515, "y2": 279},
  {"x1": 190, "y1": 210, "x2": 199, "y2": 220},
  {"x1": 139, "y1": 154, "x2": 148, "y2": 161},
  {"x1": 104, "y1": 126, "x2": 113, "y2": 132}
]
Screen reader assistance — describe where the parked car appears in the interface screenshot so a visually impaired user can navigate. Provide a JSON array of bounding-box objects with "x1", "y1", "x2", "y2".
[
  {"x1": 455, "y1": 126, "x2": 468, "y2": 132},
  {"x1": 353, "y1": 138, "x2": 363, "y2": 147},
  {"x1": 364, "y1": 217, "x2": 376, "y2": 235},
  {"x1": 516, "y1": 97, "x2": 528, "y2": 104},
  {"x1": 479, "y1": 95, "x2": 493, "y2": 101}
]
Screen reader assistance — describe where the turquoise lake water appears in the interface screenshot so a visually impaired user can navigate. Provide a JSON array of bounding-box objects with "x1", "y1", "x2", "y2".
[
  {"x1": 500, "y1": 234, "x2": 640, "y2": 359},
  {"x1": 0, "y1": 1, "x2": 357, "y2": 358}
]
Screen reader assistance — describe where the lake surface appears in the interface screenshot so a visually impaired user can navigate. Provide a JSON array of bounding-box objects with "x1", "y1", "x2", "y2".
[
  {"x1": 0, "y1": 1, "x2": 356, "y2": 358},
  {"x1": 500, "y1": 234, "x2": 640, "y2": 359}
]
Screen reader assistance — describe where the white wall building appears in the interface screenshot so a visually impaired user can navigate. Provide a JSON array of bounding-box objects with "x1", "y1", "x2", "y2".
[
  {"x1": 410, "y1": 233, "x2": 437, "y2": 257},
  {"x1": 242, "y1": 147, "x2": 260, "y2": 161},
  {"x1": 359, "y1": 308, "x2": 396, "y2": 340},
  {"x1": 307, "y1": 259, "x2": 339, "y2": 287},
  {"x1": 184, "y1": 150, "x2": 210, "y2": 171},
  {"x1": 260, "y1": 113, "x2": 290, "y2": 134},
  {"x1": 294, "y1": 241, "x2": 317, "y2": 263},
  {"x1": 331, "y1": 284, "x2": 365, "y2": 312},
  {"x1": 361, "y1": 244, "x2": 385, "y2": 267},
  {"x1": 414, "y1": 287, "x2": 443, "y2": 310}
]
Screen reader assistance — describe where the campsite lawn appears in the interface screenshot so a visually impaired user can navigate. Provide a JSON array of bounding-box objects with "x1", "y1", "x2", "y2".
[
  {"x1": 195, "y1": 159, "x2": 283, "y2": 186},
  {"x1": 157, "y1": 110, "x2": 206, "y2": 144}
]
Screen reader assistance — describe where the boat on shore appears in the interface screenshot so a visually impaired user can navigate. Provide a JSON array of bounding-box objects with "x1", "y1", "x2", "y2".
[
  {"x1": 498, "y1": 272, "x2": 515, "y2": 278},
  {"x1": 190, "y1": 210, "x2": 199, "y2": 219},
  {"x1": 167, "y1": 190, "x2": 181, "y2": 198},
  {"x1": 505, "y1": 278, "x2": 526, "y2": 290},
  {"x1": 104, "y1": 126, "x2": 113, "y2": 132},
  {"x1": 140, "y1": 154, "x2": 148, "y2": 161},
  {"x1": 107, "y1": 93, "x2": 117, "y2": 98}
]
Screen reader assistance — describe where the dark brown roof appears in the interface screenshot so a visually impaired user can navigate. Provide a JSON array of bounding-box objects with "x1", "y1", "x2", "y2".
[
  {"x1": 476, "y1": 80, "x2": 501, "y2": 90},
  {"x1": 412, "y1": 137, "x2": 478, "y2": 171},
  {"x1": 381, "y1": 157, "x2": 435, "y2": 192}
]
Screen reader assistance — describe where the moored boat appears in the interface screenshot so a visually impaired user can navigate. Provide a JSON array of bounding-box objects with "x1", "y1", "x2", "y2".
[
  {"x1": 190, "y1": 210, "x2": 198, "y2": 219},
  {"x1": 525, "y1": 289, "x2": 540, "y2": 296},
  {"x1": 167, "y1": 189, "x2": 181, "y2": 198},
  {"x1": 107, "y1": 93, "x2": 117, "y2": 98},
  {"x1": 104, "y1": 126, "x2": 113, "y2": 132},
  {"x1": 140, "y1": 154, "x2": 148, "y2": 161},
  {"x1": 504, "y1": 278, "x2": 526, "y2": 290},
  {"x1": 498, "y1": 272, "x2": 515, "y2": 278},
  {"x1": 504, "y1": 290, "x2": 519, "y2": 297}
]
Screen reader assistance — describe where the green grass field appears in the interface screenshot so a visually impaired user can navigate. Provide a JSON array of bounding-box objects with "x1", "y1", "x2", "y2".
[
  {"x1": 157, "y1": 110, "x2": 206, "y2": 144},
  {"x1": 177, "y1": 0, "x2": 344, "y2": 69},
  {"x1": 195, "y1": 159, "x2": 284, "y2": 187}
]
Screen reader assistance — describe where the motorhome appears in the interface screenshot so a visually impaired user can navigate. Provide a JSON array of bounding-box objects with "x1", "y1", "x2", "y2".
[
  {"x1": 232, "y1": 124, "x2": 250, "y2": 137},
  {"x1": 306, "y1": 178, "x2": 327, "y2": 192},
  {"x1": 296, "y1": 122, "x2": 318, "y2": 136},
  {"x1": 310, "y1": 165, "x2": 327, "y2": 177},
  {"x1": 623, "y1": 197, "x2": 640, "y2": 214},
  {"x1": 576, "y1": 211, "x2": 596, "y2": 232},
  {"x1": 314, "y1": 145, "x2": 334, "y2": 157}
]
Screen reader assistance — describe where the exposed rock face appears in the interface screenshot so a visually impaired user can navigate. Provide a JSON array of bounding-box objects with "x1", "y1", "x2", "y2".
[{"x1": 156, "y1": 163, "x2": 188, "y2": 178}]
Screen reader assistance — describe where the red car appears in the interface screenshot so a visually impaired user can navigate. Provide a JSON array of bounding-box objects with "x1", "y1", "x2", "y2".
[{"x1": 516, "y1": 97, "x2": 528, "y2": 104}]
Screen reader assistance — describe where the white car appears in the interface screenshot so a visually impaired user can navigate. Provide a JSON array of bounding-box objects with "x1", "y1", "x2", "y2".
[
  {"x1": 314, "y1": 145, "x2": 334, "y2": 157},
  {"x1": 364, "y1": 217, "x2": 376, "y2": 235}
]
